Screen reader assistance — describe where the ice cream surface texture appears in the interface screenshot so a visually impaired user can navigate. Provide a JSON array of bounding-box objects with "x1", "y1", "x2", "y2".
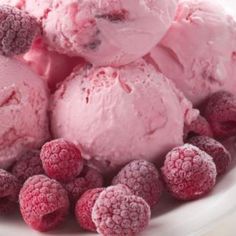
[
  {"x1": 51, "y1": 59, "x2": 197, "y2": 173},
  {"x1": 0, "y1": 56, "x2": 49, "y2": 169},
  {"x1": 150, "y1": 0, "x2": 236, "y2": 105},
  {"x1": 24, "y1": 0, "x2": 178, "y2": 66}
]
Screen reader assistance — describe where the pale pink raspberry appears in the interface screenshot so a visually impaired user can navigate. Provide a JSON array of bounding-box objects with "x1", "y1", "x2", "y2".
[
  {"x1": 64, "y1": 166, "x2": 104, "y2": 203},
  {"x1": 204, "y1": 91, "x2": 236, "y2": 138},
  {"x1": 40, "y1": 139, "x2": 84, "y2": 182},
  {"x1": 75, "y1": 188, "x2": 104, "y2": 232},
  {"x1": 0, "y1": 169, "x2": 20, "y2": 214},
  {"x1": 92, "y1": 185, "x2": 151, "y2": 236},
  {"x1": 19, "y1": 175, "x2": 70, "y2": 232},
  {"x1": 112, "y1": 160, "x2": 162, "y2": 208},
  {"x1": 188, "y1": 136, "x2": 231, "y2": 175},
  {"x1": 161, "y1": 144, "x2": 217, "y2": 200},
  {"x1": 0, "y1": 5, "x2": 39, "y2": 56}
]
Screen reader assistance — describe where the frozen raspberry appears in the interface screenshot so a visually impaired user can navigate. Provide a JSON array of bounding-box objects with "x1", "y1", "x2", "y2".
[
  {"x1": 204, "y1": 91, "x2": 236, "y2": 138},
  {"x1": 40, "y1": 139, "x2": 84, "y2": 182},
  {"x1": 64, "y1": 166, "x2": 104, "y2": 203},
  {"x1": 188, "y1": 136, "x2": 231, "y2": 175},
  {"x1": 0, "y1": 169, "x2": 20, "y2": 214},
  {"x1": 184, "y1": 115, "x2": 213, "y2": 140},
  {"x1": 11, "y1": 150, "x2": 44, "y2": 184},
  {"x1": 19, "y1": 175, "x2": 70, "y2": 232},
  {"x1": 92, "y1": 185, "x2": 150, "y2": 236},
  {"x1": 75, "y1": 188, "x2": 104, "y2": 232},
  {"x1": 112, "y1": 160, "x2": 162, "y2": 208},
  {"x1": 0, "y1": 5, "x2": 39, "y2": 56},
  {"x1": 161, "y1": 144, "x2": 217, "y2": 200}
]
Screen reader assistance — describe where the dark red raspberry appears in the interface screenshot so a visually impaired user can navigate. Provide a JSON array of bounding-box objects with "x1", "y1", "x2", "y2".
[
  {"x1": 40, "y1": 139, "x2": 84, "y2": 182},
  {"x1": 0, "y1": 169, "x2": 20, "y2": 214},
  {"x1": 187, "y1": 136, "x2": 231, "y2": 175},
  {"x1": 92, "y1": 185, "x2": 150, "y2": 236},
  {"x1": 161, "y1": 144, "x2": 217, "y2": 200},
  {"x1": 0, "y1": 5, "x2": 39, "y2": 56},
  {"x1": 64, "y1": 166, "x2": 104, "y2": 203},
  {"x1": 11, "y1": 150, "x2": 44, "y2": 184},
  {"x1": 204, "y1": 91, "x2": 236, "y2": 138},
  {"x1": 19, "y1": 175, "x2": 70, "y2": 232},
  {"x1": 184, "y1": 115, "x2": 213, "y2": 140},
  {"x1": 112, "y1": 160, "x2": 162, "y2": 208},
  {"x1": 75, "y1": 188, "x2": 104, "y2": 232}
]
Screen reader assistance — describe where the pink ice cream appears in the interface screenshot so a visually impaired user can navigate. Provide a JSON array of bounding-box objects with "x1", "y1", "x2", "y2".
[
  {"x1": 150, "y1": 0, "x2": 236, "y2": 105},
  {"x1": 22, "y1": 0, "x2": 178, "y2": 66},
  {"x1": 21, "y1": 38, "x2": 84, "y2": 91},
  {"x1": 0, "y1": 55, "x2": 49, "y2": 169},
  {"x1": 51, "y1": 59, "x2": 197, "y2": 173}
]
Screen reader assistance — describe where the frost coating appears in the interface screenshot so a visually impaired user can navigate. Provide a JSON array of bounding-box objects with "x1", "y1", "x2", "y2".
[
  {"x1": 19, "y1": 175, "x2": 70, "y2": 232},
  {"x1": 64, "y1": 166, "x2": 104, "y2": 203},
  {"x1": 184, "y1": 115, "x2": 213, "y2": 140},
  {"x1": 92, "y1": 185, "x2": 150, "y2": 236},
  {"x1": 112, "y1": 160, "x2": 163, "y2": 208},
  {"x1": 0, "y1": 5, "x2": 39, "y2": 56},
  {"x1": 161, "y1": 144, "x2": 217, "y2": 200},
  {"x1": 0, "y1": 169, "x2": 20, "y2": 214},
  {"x1": 188, "y1": 136, "x2": 231, "y2": 175},
  {"x1": 11, "y1": 150, "x2": 44, "y2": 183},
  {"x1": 40, "y1": 139, "x2": 84, "y2": 182},
  {"x1": 75, "y1": 188, "x2": 104, "y2": 232},
  {"x1": 204, "y1": 91, "x2": 236, "y2": 138}
]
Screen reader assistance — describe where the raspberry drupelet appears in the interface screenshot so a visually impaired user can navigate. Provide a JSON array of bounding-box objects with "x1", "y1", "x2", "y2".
[
  {"x1": 40, "y1": 139, "x2": 84, "y2": 182},
  {"x1": 188, "y1": 136, "x2": 231, "y2": 175},
  {"x1": 112, "y1": 160, "x2": 163, "y2": 208},
  {"x1": 0, "y1": 5, "x2": 39, "y2": 56},
  {"x1": 161, "y1": 144, "x2": 217, "y2": 201},
  {"x1": 11, "y1": 150, "x2": 44, "y2": 184},
  {"x1": 92, "y1": 184, "x2": 151, "y2": 236},
  {"x1": 0, "y1": 169, "x2": 20, "y2": 214},
  {"x1": 204, "y1": 91, "x2": 236, "y2": 139},
  {"x1": 75, "y1": 188, "x2": 104, "y2": 232},
  {"x1": 19, "y1": 175, "x2": 70, "y2": 232}
]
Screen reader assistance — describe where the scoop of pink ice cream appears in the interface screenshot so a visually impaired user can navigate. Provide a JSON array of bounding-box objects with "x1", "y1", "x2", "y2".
[
  {"x1": 150, "y1": 0, "x2": 236, "y2": 106},
  {"x1": 0, "y1": 55, "x2": 49, "y2": 169},
  {"x1": 25, "y1": 0, "x2": 178, "y2": 66},
  {"x1": 50, "y1": 59, "x2": 197, "y2": 173},
  {"x1": 21, "y1": 38, "x2": 84, "y2": 91}
]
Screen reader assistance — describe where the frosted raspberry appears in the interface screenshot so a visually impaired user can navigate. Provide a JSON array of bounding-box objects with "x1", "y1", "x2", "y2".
[
  {"x1": 0, "y1": 169, "x2": 20, "y2": 214},
  {"x1": 0, "y1": 5, "x2": 39, "y2": 56},
  {"x1": 64, "y1": 166, "x2": 104, "y2": 203},
  {"x1": 19, "y1": 175, "x2": 70, "y2": 232},
  {"x1": 40, "y1": 139, "x2": 84, "y2": 182},
  {"x1": 188, "y1": 136, "x2": 231, "y2": 175},
  {"x1": 112, "y1": 160, "x2": 162, "y2": 208},
  {"x1": 161, "y1": 144, "x2": 217, "y2": 200},
  {"x1": 75, "y1": 188, "x2": 104, "y2": 232},
  {"x1": 204, "y1": 91, "x2": 236, "y2": 138},
  {"x1": 11, "y1": 150, "x2": 44, "y2": 184},
  {"x1": 184, "y1": 115, "x2": 213, "y2": 140},
  {"x1": 92, "y1": 185, "x2": 150, "y2": 236}
]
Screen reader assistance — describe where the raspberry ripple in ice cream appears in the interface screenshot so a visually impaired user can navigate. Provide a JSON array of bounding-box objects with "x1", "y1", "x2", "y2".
[
  {"x1": 150, "y1": 0, "x2": 236, "y2": 105},
  {"x1": 0, "y1": 55, "x2": 49, "y2": 169},
  {"x1": 22, "y1": 0, "x2": 178, "y2": 66},
  {"x1": 50, "y1": 59, "x2": 198, "y2": 173},
  {"x1": 21, "y1": 38, "x2": 84, "y2": 91}
]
